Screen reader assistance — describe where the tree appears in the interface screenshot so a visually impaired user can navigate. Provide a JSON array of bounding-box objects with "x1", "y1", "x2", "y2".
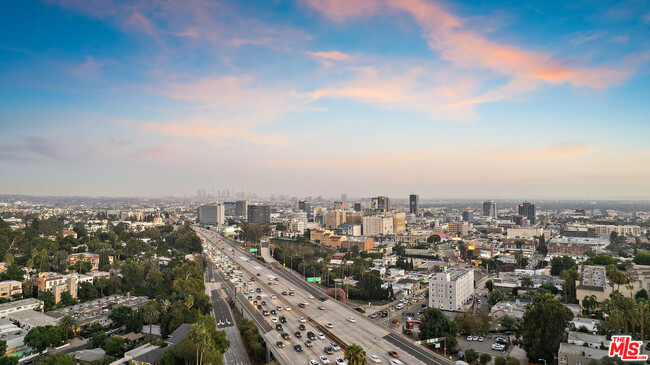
[
  {"x1": 25, "y1": 325, "x2": 64, "y2": 351},
  {"x1": 108, "y1": 306, "x2": 134, "y2": 328},
  {"x1": 634, "y1": 253, "x2": 650, "y2": 266},
  {"x1": 495, "y1": 356, "x2": 506, "y2": 365},
  {"x1": 561, "y1": 269, "x2": 579, "y2": 303},
  {"x1": 520, "y1": 277, "x2": 534, "y2": 290},
  {"x1": 121, "y1": 259, "x2": 144, "y2": 291},
  {"x1": 505, "y1": 357, "x2": 521, "y2": 365},
  {"x1": 0, "y1": 339, "x2": 6, "y2": 356},
  {"x1": 427, "y1": 235, "x2": 441, "y2": 244},
  {"x1": 550, "y1": 256, "x2": 576, "y2": 276},
  {"x1": 419, "y1": 308, "x2": 458, "y2": 341},
  {"x1": 95, "y1": 277, "x2": 108, "y2": 297},
  {"x1": 35, "y1": 353, "x2": 75, "y2": 365},
  {"x1": 102, "y1": 336, "x2": 125, "y2": 358},
  {"x1": 78, "y1": 281, "x2": 99, "y2": 301},
  {"x1": 0, "y1": 356, "x2": 18, "y2": 365},
  {"x1": 521, "y1": 293, "x2": 574, "y2": 364},
  {"x1": 486, "y1": 280, "x2": 494, "y2": 292},
  {"x1": 582, "y1": 295, "x2": 597, "y2": 315},
  {"x1": 454, "y1": 311, "x2": 477, "y2": 335},
  {"x1": 189, "y1": 323, "x2": 214, "y2": 365},
  {"x1": 142, "y1": 301, "x2": 160, "y2": 336},
  {"x1": 344, "y1": 343, "x2": 367, "y2": 365},
  {"x1": 488, "y1": 289, "x2": 508, "y2": 306},
  {"x1": 1, "y1": 265, "x2": 25, "y2": 281},
  {"x1": 57, "y1": 314, "x2": 76, "y2": 340},
  {"x1": 39, "y1": 291, "x2": 56, "y2": 312},
  {"x1": 87, "y1": 331, "x2": 106, "y2": 349},
  {"x1": 476, "y1": 311, "x2": 492, "y2": 335},
  {"x1": 465, "y1": 349, "x2": 479, "y2": 363},
  {"x1": 636, "y1": 289, "x2": 649, "y2": 301},
  {"x1": 480, "y1": 353, "x2": 492, "y2": 365}
]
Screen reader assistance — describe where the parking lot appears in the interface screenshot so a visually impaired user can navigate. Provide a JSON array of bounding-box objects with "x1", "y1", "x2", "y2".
[{"x1": 367, "y1": 293, "x2": 429, "y2": 330}]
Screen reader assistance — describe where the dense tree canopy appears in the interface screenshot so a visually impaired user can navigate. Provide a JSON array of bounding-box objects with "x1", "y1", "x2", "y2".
[{"x1": 521, "y1": 293, "x2": 573, "y2": 363}]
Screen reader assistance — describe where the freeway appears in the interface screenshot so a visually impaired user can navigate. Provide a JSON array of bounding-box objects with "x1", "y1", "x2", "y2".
[{"x1": 197, "y1": 227, "x2": 452, "y2": 365}]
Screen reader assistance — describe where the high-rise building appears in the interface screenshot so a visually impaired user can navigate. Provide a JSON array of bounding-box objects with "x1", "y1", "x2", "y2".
[
  {"x1": 371, "y1": 196, "x2": 390, "y2": 213},
  {"x1": 518, "y1": 202, "x2": 536, "y2": 225},
  {"x1": 247, "y1": 205, "x2": 271, "y2": 224},
  {"x1": 409, "y1": 194, "x2": 419, "y2": 215},
  {"x1": 325, "y1": 210, "x2": 343, "y2": 229},
  {"x1": 341, "y1": 194, "x2": 347, "y2": 203},
  {"x1": 223, "y1": 202, "x2": 236, "y2": 216},
  {"x1": 235, "y1": 200, "x2": 249, "y2": 217},
  {"x1": 353, "y1": 203, "x2": 361, "y2": 212},
  {"x1": 448, "y1": 220, "x2": 469, "y2": 236},
  {"x1": 198, "y1": 204, "x2": 225, "y2": 226},
  {"x1": 461, "y1": 209, "x2": 474, "y2": 223},
  {"x1": 483, "y1": 200, "x2": 497, "y2": 219},
  {"x1": 298, "y1": 200, "x2": 312, "y2": 218}
]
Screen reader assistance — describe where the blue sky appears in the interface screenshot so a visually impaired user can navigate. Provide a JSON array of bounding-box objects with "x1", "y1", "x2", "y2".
[{"x1": 0, "y1": 0, "x2": 649, "y2": 199}]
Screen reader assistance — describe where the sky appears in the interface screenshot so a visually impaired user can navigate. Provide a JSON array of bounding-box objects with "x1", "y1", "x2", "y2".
[{"x1": 1, "y1": 0, "x2": 649, "y2": 199}]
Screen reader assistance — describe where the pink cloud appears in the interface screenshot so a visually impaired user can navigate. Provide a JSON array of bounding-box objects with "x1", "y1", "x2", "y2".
[
  {"x1": 306, "y1": 0, "x2": 639, "y2": 89},
  {"x1": 70, "y1": 56, "x2": 104, "y2": 80},
  {"x1": 308, "y1": 51, "x2": 353, "y2": 61}
]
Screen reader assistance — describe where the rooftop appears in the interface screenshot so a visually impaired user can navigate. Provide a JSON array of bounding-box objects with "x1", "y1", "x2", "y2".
[{"x1": 559, "y1": 343, "x2": 608, "y2": 359}]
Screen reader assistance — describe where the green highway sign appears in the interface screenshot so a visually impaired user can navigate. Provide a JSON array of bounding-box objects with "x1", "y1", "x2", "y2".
[
  {"x1": 250, "y1": 248, "x2": 258, "y2": 252},
  {"x1": 306, "y1": 277, "x2": 321, "y2": 282}
]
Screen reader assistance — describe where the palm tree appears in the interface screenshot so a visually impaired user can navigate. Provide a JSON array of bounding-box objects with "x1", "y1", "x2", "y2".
[
  {"x1": 637, "y1": 299, "x2": 650, "y2": 340},
  {"x1": 185, "y1": 295, "x2": 194, "y2": 310},
  {"x1": 58, "y1": 314, "x2": 76, "y2": 340},
  {"x1": 95, "y1": 276, "x2": 108, "y2": 297},
  {"x1": 160, "y1": 299, "x2": 171, "y2": 315},
  {"x1": 583, "y1": 295, "x2": 597, "y2": 315},
  {"x1": 189, "y1": 323, "x2": 214, "y2": 365},
  {"x1": 142, "y1": 302, "x2": 160, "y2": 336},
  {"x1": 344, "y1": 343, "x2": 367, "y2": 365}
]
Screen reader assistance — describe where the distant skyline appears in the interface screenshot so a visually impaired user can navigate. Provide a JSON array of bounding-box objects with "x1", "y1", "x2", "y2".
[{"x1": 1, "y1": 0, "x2": 649, "y2": 198}]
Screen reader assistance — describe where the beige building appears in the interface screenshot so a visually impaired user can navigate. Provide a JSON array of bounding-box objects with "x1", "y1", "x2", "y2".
[
  {"x1": 388, "y1": 212, "x2": 406, "y2": 233},
  {"x1": 343, "y1": 211, "x2": 363, "y2": 225},
  {"x1": 587, "y1": 224, "x2": 642, "y2": 236},
  {"x1": 429, "y1": 269, "x2": 474, "y2": 311},
  {"x1": 68, "y1": 252, "x2": 113, "y2": 271},
  {"x1": 325, "y1": 210, "x2": 344, "y2": 229},
  {"x1": 363, "y1": 216, "x2": 393, "y2": 236},
  {"x1": 447, "y1": 221, "x2": 469, "y2": 236},
  {"x1": 576, "y1": 265, "x2": 637, "y2": 303},
  {"x1": 0, "y1": 281, "x2": 22, "y2": 298},
  {"x1": 34, "y1": 272, "x2": 79, "y2": 303}
]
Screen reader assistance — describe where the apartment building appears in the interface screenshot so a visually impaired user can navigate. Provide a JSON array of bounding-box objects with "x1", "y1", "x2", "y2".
[
  {"x1": 363, "y1": 216, "x2": 394, "y2": 236},
  {"x1": 429, "y1": 269, "x2": 474, "y2": 311},
  {"x1": 0, "y1": 281, "x2": 22, "y2": 298},
  {"x1": 447, "y1": 221, "x2": 469, "y2": 236},
  {"x1": 389, "y1": 212, "x2": 406, "y2": 233},
  {"x1": 68, "y1": 252, "x2": 113, "y2": 271},
  {"x1": 340, "y1": 237, "x2": 374, "y2": 252},
  {"x1": 34, "y1": 272, "x2": 80, "y2": 303}
]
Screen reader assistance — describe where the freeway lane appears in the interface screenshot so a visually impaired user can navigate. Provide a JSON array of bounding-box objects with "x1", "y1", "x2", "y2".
[{"x1": 198, "y1": 228, "x2": 452, "y2": 365}]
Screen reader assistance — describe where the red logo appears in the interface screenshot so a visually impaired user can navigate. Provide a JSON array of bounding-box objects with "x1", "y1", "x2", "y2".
[{"x1": 609, "y1": 336, "x2": 648, "y2": 361}]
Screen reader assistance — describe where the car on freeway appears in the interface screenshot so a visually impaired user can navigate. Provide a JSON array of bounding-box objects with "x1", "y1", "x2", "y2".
[
  {"x1": 281, "y1": 332, "x2": 291, "y2": 340},
  {"x1": 276, "y1": 341, "x2": 284, "y2": 348},
  {"x1": 289, "y1": 288, "x2": 295, "y2": 291},
  {"x1": 247, "y1": 296, "x2": 253, "y2": 301},
  {"x1": 299, "y1": 303, "x2": 306, "y2": 308},
  {"x1": 320, "y1": 356, "x2": 330, "y2": 364},
  {"x1": 310, "y1": 360, "x2": 319, "y2": 365},
  {"x1": 347, "y1": 317, "x2": 356, "y2": 323},
  {"x1": 285, "y1": 306, "x2": 291, "y2": 311},
  {"x1": 299, "y1": 317, "x2": 307, "y2": 323},
  {"x1": 389, "y1": 360, "x2": 404, "y2": 365},
  {"x1": 325, "y1": 322, "x2": 334, "y2": 328},
  {"x1": 289, "y1": 292, "x2": 295, "y2": 296},
  {"x1": 388, "y1": 351, "x2": 399, "y2": 358},
  {"x1": 319, "y1": 306, "x2": 326, "y2": 310},
  {"x1": 369, "y1": 313, "x2": 378, "y2": 318},
  {"x1": 271, "y1": 317, "x2": 278, "y2": 323},
  {"x1": 330, "y1": 342, "x2": 340, "y2": 351},
  {"x1": 335, "y1": 359, "x2": 347, "y2": 365},
  {"x1": 277, "y1": 306, "x2": 283, "y2": 311},
  {"x1": 299, "y1": 324, "x2": 306, "y2": 331},
  {"x1": 294, "y1": 344, "x2": 303, "y2": 352},
  {"x1": 268, "y1": 282, "x2": 273, "y2": 285},
  {"x1": 256, "y1": 288, "x2": 262, "y2": 293},
  {"x1": 280, "y1": 316, "x2": 287, "y2": 323},
  {"x1": 256, "y1": 295, "x2": 262, "y2": 300},
  {"x1": 276, "y1": 324, "x2": 283, "y2": 331},
  {"x1": 270, "y1": 309, "x2": 277, "y2": 315},
  {"x1": 369, "y1": 355, "x2": 382, "y2": 363},
  {"x1": 307, "y1": 332, "x2": 316, "y2": 340},
  {"x1": 324, "y1": 346, "x2": 334, "y2": 355},
  {"x1": 256, "y1": 304, "x2": 262, "y2": 310},
  {"x1": 305, "y1": 339, "x2": 313, "y2": 347},
  {"x1": 261, "y1": 301, "x2": 267, "y2": 306},
  {"x1": 308, "y1": 294, "x2": 315, "y2": 299},
  {"x1": 282, "y1": 291, "x2": 288, "y2": 295},
  {"x1": 318, "y1": 333, "x2": 326, "y2": 340},
  {"x1": 302, "y1": 300, "x2": 309, "y2": 305},
  {"x1": 270, "y1": 294, "x2": 276, "y2": 299},
  {"x1": 262, "y1": 310, "x2": 269, "y2": 316}
]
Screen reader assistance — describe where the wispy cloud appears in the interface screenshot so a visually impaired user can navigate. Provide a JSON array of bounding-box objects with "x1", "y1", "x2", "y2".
[{"x1": 70, "y1": 56, "x2": 105, "y2": 80}]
